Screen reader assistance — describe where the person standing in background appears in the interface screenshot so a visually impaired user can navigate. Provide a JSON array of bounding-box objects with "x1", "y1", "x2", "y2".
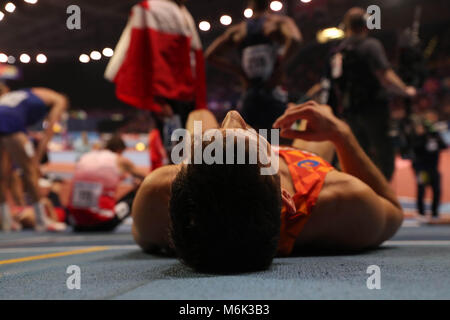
[
  {"x1": 205, "y1": 0, "x2": 302, "y2": 134},
  {"x1": 412, "y1": 116, "x2": 447, "y2": 221},
  {"x1": 327, "y1": 7, "x2": 416, "y2": 180},
  {"x1": 105, "y1": 0, "x2": 207, "y2": 156},
  {"x1": 73, "y1": 131, "x2": 91, "y2": 160}
]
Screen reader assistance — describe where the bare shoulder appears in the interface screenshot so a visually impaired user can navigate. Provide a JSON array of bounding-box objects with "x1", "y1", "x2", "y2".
[
  {"x1": 132, "y1": 165, "x2": 181, "y2": 250},
  {"x1": 314, "y1": 169, "x2": 380, "y2": 222},
  {"x1": 136, "y1": 165, "x2": 180, "y2": 199},
  {"x1": 319, "y1": 170, "x2": 372, "y2": 203},
  {"x1": 31, "y1": 87, "x2": 67, "y2": 105},
  {"x1": 226, "y1": 22, "x2": 246, "y2": 43},
  {"x1": 296, "y1": 170, "x2": 387, "y2": 249}
]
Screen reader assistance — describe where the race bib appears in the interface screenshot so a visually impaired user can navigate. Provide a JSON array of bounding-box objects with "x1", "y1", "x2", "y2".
[
  {"x1": 72, "y1": 182, "x2": 103, "y2": 209},
  {"x1": 0, "y1": 91, "x2": 29, "y2": 108},
  {"x1": 242, "y1": 44, "x2": 276, "y2": 80}
]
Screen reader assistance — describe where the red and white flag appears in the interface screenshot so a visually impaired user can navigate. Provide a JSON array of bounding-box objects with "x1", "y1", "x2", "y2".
[{"x1": 105, "y1": 0, "x2": 207, "y2": 112}]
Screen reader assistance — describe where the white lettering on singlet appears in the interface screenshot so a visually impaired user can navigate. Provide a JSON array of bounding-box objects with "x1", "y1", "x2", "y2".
[
  {"x1": 0, "y1": 91, "x2": 28, "y2": 108},
  {"x1": 242, "y1": 44, "x2": 277, "y2": 81}
]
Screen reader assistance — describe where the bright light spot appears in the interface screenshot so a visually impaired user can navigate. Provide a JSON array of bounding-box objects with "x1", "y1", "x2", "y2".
[
  {"x1": 7, "y1": 56, "x2": 15, "y2": 64},
  {"x1": 0, "y1": 53, "x2": 7, "y2": 63},
  {"x1": 53, "y1": 123, "x2": 62, "y2": 134},
  {"x1": 102, "y1": 48, "x2": 114, "y2": 57},
  {"x1": 20, "y1": 54, "x2": 31, "y2": 63},
  {"x1": 270, "y1": 1, "x2": 283, "y2": 11},
  {"x1": 0, "y1": 11, "x2": 4, "y2": 21},
  {"x1": 5, "y1": 3, "x2": 16, "y2": 13},
  {"x1": 244, "y1": 8, "x2": 253, "y2": 18},
  {"x1": 301, "y1": 0, "x2": 312, "y2": 3},
  {"x1": 90, "y1": 51, "x2": 101, "y2": 60},
  {"x1": 36, "y1": 54, "x2": 47, "y2": 64},
  {"x1": 79, "y1": 54, "x2": 90, "y2": 63},
  {"x1": 24, "y1": 0, "x2": 38, "y2": 4},
  {"x1": 220, "y1": 15, "x2": 232, "y2": 26},
  {"x1": 316, "y1": 27, "x2": 345, "y2": 43},
  {"x1": 135, "y1": 142, "x2": 146, "y2": 152},
  {"x1": 199, "y1": 21, "x2": 211, "y2": 31}
]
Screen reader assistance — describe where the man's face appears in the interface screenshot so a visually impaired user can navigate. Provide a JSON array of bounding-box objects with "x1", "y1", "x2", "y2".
[
  {"x1": 219, "y1": 110, "x2": 279, "y2": 177},
  {"x1": 220, "y1": 111, "x2": 270, "y2": 144}
]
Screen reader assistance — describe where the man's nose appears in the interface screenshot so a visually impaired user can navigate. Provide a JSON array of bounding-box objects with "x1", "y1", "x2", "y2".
[{"x1": 222, "y1": 111, "x2": 247, "y2": 129}]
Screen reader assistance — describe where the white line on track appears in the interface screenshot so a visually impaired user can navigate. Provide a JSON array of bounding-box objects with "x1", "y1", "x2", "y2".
[{"x1": 385, "y1": 240, "x2": 450, "y2": 246}]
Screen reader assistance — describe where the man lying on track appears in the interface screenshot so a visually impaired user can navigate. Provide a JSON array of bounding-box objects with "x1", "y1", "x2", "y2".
[{"x1": 132, "y1": 101, "x2": 404, "y2": 273}]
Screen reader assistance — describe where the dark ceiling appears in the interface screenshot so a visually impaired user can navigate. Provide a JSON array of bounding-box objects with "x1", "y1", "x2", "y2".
[
  {"x1": 0, "y1": 0, "x2": 448, "y2": 110},
  {"x1": 1, "y1": 0, "x2": 448, "y2": 61}
]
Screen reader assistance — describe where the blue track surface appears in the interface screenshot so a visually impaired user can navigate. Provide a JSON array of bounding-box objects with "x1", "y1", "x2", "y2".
[{"x1": 1, "y1": 222, "x2": 450, "y2": 300}]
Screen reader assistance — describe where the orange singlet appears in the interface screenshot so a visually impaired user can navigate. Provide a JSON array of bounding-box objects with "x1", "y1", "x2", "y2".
[{"x1": 276, "y1": 147, "x2": 334, "y2": 256}]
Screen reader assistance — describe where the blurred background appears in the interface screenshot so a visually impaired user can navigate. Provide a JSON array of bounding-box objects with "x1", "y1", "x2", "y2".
[{"x1": 0, "y1": 0, "x2": 449, "y2": 214}]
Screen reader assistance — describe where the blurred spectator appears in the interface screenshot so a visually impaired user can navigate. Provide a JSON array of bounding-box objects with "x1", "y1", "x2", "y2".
[
  {"x1": 411, "y1": 114, "x2": 448, "y2": 220},
  {"x1": 73, "y1": 131, "x2": 91, "y2": 159}
]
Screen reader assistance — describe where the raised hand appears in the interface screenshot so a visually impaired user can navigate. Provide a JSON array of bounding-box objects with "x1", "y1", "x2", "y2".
[{"x1": 273, "y1": 101, "x2": 346, "y2": 143}]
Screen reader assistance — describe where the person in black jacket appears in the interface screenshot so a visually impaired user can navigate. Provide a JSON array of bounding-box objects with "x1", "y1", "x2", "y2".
[
  {"x1": 327, "y1": 7, "x2": 416, "y2": 180},
  {"x1": 412, "y1": 117, "x2": 447, "y2": 220}
]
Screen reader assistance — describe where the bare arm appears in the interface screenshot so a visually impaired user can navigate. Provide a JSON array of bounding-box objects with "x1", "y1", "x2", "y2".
[
  {"x1": 278, "y1": 16, "x2": 302, "y2": 64},
  {"x1": 31, "y1": 88, "x2": 69, "y2": 164},
  {"x1": 274, "y1": 101, "x2": 403, "y2": 246},
  {"x1": 375, "y1": 68, "x2": 416, "y2": 97},
  {"x1": 205, "y1": 24, "x2": 248, "y2": 83},
  {"x1": 119, "y1": 157, "x2": 146, "y2": 180},
  {"x1": 266, "y1": 16, "x2": 302, "y2": 87},
  {"x1": 330, "y1": 118, "x2": 403, "y2": 243}
]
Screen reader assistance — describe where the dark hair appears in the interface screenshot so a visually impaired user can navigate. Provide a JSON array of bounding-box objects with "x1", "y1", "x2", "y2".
[
  {"x1": 343, "y1": 8, "x2": 367, "y2": 33},
  {"x1": 105, "y1": 135, "x2": 126, "y2": 153},
  {"x1": 249, "y1": 0, "x2": 269, "y2": 12},
  {"x1": 169, "y1": 138, "x2": 281, "y2": 273}
]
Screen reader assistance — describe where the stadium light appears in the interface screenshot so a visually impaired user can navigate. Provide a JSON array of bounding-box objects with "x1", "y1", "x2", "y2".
[
  {"x1": 20, "y1": 53, "x2": 31, "y2": 63},
  {"x1": 220, "y1": 15, "x2": 232, "y2": 26},
  {"x1": 90, "y1": 51, "x2": 101, "y2": 60},
  {"x1": 0, "y1": 53, "x2": 7, "y2": 63},
  {"x1": 0, "y1": 11, "x2": 4, "y2": 21},
  {"x1": 316, "y1": 27, "x2": 345, "y2": 43},
  {"x1": 36, "y1": 54, "x2": 47, "y2": 63},
  {"x1": 244, "y1": 8, "x2": 253, "y2": 18},
  {"x1": 5, "y1": 3, "x2": 16, "y2": 13},
  {"x1": 24, "y1": 0, "x2": 38, "y2": 4},
  {"x1": 102, "y1": 48, "x2": 114, "y2": 57},
  {"x1": 199, "y1": 21, "x2": 211, "y2": 31},
  {"x1": 270, "y1": 1, "x2": 283, "y2": 11},
  {"x1": 7, "y1": 56, "x2": 15, "y2": 64},
  {"x1": 301, "y1": 0, "x2": 312, "y2": 3},
  {"x1": 79, "y1": 54, "x2": 90, "y2": 63}
]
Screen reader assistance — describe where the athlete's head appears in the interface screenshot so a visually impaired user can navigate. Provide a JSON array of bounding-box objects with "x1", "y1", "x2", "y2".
[
  {"x1": 169, "y1": 111, "x2": 282, "y2": 273},
  {"x1": 343, "y1": 7, "x2": 368, "y2": 35},
  {"x1": 248, "y1": 0, "x2": 269, "y2": 13},
  {"x1": 105, "y1": 135, "x2": 126, "y2": 154}
]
